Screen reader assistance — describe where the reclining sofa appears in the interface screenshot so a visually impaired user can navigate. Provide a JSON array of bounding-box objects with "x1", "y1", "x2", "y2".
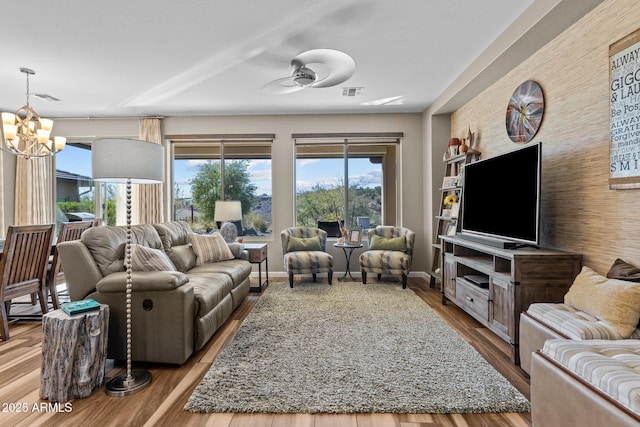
[{"x1": 57, "y1": 221, "x2": 251, "y2": 365}]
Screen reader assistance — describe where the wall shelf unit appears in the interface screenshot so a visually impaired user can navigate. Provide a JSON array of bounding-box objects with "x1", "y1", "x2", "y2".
[
  {"x1": 428, "y1": 149, "x2": 480, "y2": 288},
  {"x1": 440, "y1": 234, "x2": 581, "y2": 364}
]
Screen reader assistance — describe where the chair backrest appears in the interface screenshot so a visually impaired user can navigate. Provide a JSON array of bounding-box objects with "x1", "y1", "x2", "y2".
[
  {"x1": 281, "y1": 227, "x2": 328, "y2": 255},
  {"x1": 49, "y1": 221, "x2": 94, "y2": 285},
  {"x1": 0, "y1": 224, "x2": 54, "y2": 302},
  {"x1": 58, "y1": 221, "x2": 94, "y2": 243},
  {"x1": 366, "y1": 226, "x2": 416, "y2": 255}
]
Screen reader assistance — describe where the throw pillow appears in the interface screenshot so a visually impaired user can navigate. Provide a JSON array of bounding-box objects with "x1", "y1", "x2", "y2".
[
  {"x1": 286, "y1": 236, "x2": 322, "y2": 252},
  {"x1": 130, "y1": 244, "x2": 176, "y2": 272},
  {"x1": 189, "y1": 232, "x2": 234, "y2": 265},
  {"x1": 564, "y1": 266, "x2": 640, "y2": 337},
  {"x1": 607, "y1": 258, "x2": 640, "y2": 281},
  {"x1": 369, "y1": 234, "x2": 407, "y2": 251}
]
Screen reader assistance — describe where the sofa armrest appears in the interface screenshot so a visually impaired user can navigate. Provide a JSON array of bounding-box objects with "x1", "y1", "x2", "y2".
[
  {"x1": 97, "y1": 271, "x2": 189, "y2": 293},
  {"x1": 57, "y1": 240, "x2": 104, "y2": 301}
]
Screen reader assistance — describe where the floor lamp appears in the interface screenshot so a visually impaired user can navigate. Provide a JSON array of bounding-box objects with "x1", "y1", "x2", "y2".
[{"x1": 92, "y1": 138, "x2": 164, "y2": 396}]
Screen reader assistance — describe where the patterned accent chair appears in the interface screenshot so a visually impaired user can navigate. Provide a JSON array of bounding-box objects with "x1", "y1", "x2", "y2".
[
  {"x1": 281, "y1": 227, "x2": 333, "y2": 288},
  {"x1": 359, "y1": 226, "x2": 415, "y2": 289}
]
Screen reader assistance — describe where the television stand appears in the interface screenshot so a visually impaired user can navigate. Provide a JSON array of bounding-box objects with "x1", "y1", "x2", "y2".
[{"x1": 440, "y1": 234, "x2": 581, "y2": 364}]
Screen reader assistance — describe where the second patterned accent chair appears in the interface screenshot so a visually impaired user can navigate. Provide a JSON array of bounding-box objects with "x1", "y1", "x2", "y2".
[
  {"x1": 281, "y1": 227, "x2": 334, "y2": 288},
  {"x1": 359, "y1": 226, "x2": 415, "y2": 289}
]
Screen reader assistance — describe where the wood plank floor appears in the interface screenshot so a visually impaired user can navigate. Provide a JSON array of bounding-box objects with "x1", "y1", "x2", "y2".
[{"x1": 0, "y1": 278, "x2": 531, "y2": 427}]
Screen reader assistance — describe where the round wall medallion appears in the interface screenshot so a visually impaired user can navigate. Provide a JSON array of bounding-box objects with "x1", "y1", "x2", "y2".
[{"x1": 505, "y1": 80, "x2": 544, "y2": 144}]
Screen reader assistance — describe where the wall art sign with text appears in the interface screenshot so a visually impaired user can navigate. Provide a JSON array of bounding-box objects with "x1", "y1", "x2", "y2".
[{"x1": 610, "y1": 28, "x2": 640, "y2": 189}]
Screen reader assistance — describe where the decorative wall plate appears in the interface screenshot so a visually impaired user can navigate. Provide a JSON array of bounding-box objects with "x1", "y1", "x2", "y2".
[{"x1": 506, "y1": 80, "x2": 544, "y2": 144}]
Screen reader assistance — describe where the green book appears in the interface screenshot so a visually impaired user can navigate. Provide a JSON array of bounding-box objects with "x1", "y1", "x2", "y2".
[{"x1": 61, "y1": 299, "x2": 101, "y2": 316}]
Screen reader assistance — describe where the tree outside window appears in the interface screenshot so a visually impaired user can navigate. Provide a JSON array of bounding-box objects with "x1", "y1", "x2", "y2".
[
  {"x1": 295, "y1": 140, "x2": 395, "y2": 232},
  {"x1": 173, "y1": 141, "x2": 272, "y2": 236}
]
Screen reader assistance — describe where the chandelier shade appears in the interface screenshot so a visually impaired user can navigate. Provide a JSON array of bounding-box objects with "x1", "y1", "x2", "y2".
[{"x1": 0, "y1": 68, "x2": 66, "y2": 159}]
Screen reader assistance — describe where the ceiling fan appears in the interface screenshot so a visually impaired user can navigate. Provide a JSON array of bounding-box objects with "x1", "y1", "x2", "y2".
[{"x1": 262, "y1": 49, "x2": 356, "y2": 95}]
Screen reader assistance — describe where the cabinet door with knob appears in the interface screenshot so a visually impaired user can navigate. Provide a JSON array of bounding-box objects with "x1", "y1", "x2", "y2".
[
  {"x1": 442, "y1": 253, "x2": 456, "y2": 303},
  {"x1": 489, "y1": 277, "x2": 512, "y2": 341}
]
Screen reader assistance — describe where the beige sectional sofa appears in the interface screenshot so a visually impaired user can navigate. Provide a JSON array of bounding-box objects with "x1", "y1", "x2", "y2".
[
  {"x1": 520, "y1": 302, "x2": 640, "y2": 376},
  {"x1": 57, "y1": 221, "x2": 251, "y2": 365},
  {"x1": 520, "y1": 264, "x2": 640, "y2": 375},
  {"x1": 520, "y1": 265, "x2": 640, "y2": 426}
]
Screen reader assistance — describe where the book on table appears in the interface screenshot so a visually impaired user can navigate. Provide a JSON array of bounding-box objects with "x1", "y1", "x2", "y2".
[{"x1": 61, "y1": 299, "x2": 101, "y2": 316}]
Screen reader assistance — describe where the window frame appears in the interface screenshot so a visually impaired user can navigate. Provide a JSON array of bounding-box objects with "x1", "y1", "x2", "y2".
[
  {"x1": 293, "y1": 132, "x2": 402, "y2": 233},
  {"x1": 167, "y1": 134, "x2": 274, "y2": 239}
]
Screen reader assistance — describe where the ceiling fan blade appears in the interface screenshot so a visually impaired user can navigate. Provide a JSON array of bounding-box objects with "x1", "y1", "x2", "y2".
[
  {"x1": 293, "y1": 49, "x2": 356, "y2": 88},
  {"x1": 262, "y1": 77, "x2": 305, "y2": 95}
]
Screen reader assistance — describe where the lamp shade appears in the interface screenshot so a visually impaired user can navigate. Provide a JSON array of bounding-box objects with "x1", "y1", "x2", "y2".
[
  {"x1": 214, "y1": 200, "x2": 242, "y2": 222},
  {"x1": 92, "y1": 138, "x2": 164, "y2": 183}
]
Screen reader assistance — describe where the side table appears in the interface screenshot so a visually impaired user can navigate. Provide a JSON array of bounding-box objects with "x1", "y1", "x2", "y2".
[
  {"x1": 333, "y1": 242, "x2": 364, "y2": 281},
  {"x1": 40, "y1": 305, "x2": 109, "y2": 403},
  {"x1": 244, "y1": 243, "x2": 268, "y2": 292}
]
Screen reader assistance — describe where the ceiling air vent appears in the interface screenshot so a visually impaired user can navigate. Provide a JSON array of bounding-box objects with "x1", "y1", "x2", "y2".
[
  {"x1": 342, "y1": 87, "x2": 363, "y2": 97},
  {"x1": 33, "y1": 93, "x2": 61, "y2": 102}
]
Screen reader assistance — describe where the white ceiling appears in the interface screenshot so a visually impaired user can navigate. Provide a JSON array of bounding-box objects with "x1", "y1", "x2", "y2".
[{"x1": 1, "y1": 0, "x2": 594, "y2": 118}]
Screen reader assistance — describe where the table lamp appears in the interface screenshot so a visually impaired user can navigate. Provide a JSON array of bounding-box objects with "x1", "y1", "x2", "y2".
[
  {"x1": 91, "y1": 138, "x2": 164, "y2": 396},
  {"x1": 214, "y1": 200, "x2": 242, "y2": 243}
]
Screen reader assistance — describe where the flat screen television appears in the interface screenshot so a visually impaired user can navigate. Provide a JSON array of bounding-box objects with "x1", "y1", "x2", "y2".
[{"x1": 460, "y1": 142, "x2": 541, "y2": 248}]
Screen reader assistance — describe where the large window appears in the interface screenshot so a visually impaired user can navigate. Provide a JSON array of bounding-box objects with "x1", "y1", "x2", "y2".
[
  {"x1": 54, "y1": 142, "x2": 119, "y2": 228},
  {"x1": 170, "y1": 135, "x2": 273, "y2": 236},
  {"x1": 294, "y1": 133, "x2": 401, "y2": 235}
]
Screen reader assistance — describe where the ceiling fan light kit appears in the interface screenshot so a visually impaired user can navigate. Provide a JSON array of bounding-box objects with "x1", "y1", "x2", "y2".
[
  {"x1": 263, "y1": 48, "x2": 356, "y2": 95},
  {"x1": 292, "y1": 66, "x2": 317, "y2": 86}
]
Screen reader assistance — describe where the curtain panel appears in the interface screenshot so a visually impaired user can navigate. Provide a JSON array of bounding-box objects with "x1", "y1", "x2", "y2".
[
  {"x1": 0, "y1": 150, "x2": 4, "y2": 235},
  {"x1": 136, "y1": 117, "x2": 164, "y2": 224},
  {"x1": 14, "y1": 155, "x2": 53, "y2": 226}
]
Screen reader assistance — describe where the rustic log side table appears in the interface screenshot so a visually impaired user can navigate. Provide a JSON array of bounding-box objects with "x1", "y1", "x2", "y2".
[{"x1": 40, "y1": 305, "x2": 109, "y2": 403}]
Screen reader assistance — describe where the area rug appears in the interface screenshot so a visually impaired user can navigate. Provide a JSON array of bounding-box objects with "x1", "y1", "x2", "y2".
[{"x1": 185, "y1": 281, "x2": 530, "y2": 414}]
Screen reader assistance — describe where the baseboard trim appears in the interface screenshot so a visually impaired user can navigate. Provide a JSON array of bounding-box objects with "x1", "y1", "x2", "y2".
[{"x1": 250, "y1": 271, "x2": 428, "y2": 279}]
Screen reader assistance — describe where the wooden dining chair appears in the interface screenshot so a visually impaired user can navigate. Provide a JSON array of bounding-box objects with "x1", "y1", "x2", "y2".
[
  {"x1": 46, "y1": 221, "x2": 94, "y2": 309},
  {"x1": 0, "y1": 224, "x2": 54, "y2": 341}
]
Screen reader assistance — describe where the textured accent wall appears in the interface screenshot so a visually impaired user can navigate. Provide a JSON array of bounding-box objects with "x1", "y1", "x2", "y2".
[{"x1": 451, "y1": 0, "x2": 640, "y2": 274}]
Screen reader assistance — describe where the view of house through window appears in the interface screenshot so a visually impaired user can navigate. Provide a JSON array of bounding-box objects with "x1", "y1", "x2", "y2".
[
  {"x1": 294, "y1": 136, "x2": 399, "y2": 236},
  {"x1": 53, "y1": 143, "x2": 90, "y2": 228},
  {"x1": 173, "y1": 141, "x2": 272, "y2": 236},
  {"x1": 54, "y1": 142, "x2": 118, "y2": 228}
]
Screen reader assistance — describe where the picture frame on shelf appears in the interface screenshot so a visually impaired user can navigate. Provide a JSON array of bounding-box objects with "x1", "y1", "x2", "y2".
[
  {"x1": 442, "y1": 176, "x2": 459, "y2": 189},
  {"x1": 444, "y1": 222, "x2": 457, "y2": 236},
  {"x1": 450, "y1": 202, "x2": 460, "y2": 218},
  {"x1": 347, "y1": 228, "x2": 362, "y2": 244}
]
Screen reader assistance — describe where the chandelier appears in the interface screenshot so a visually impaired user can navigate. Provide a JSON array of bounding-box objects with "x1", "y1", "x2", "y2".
[{"x1": 1, "y1": 68, "x2": 66, "y2": 159}]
